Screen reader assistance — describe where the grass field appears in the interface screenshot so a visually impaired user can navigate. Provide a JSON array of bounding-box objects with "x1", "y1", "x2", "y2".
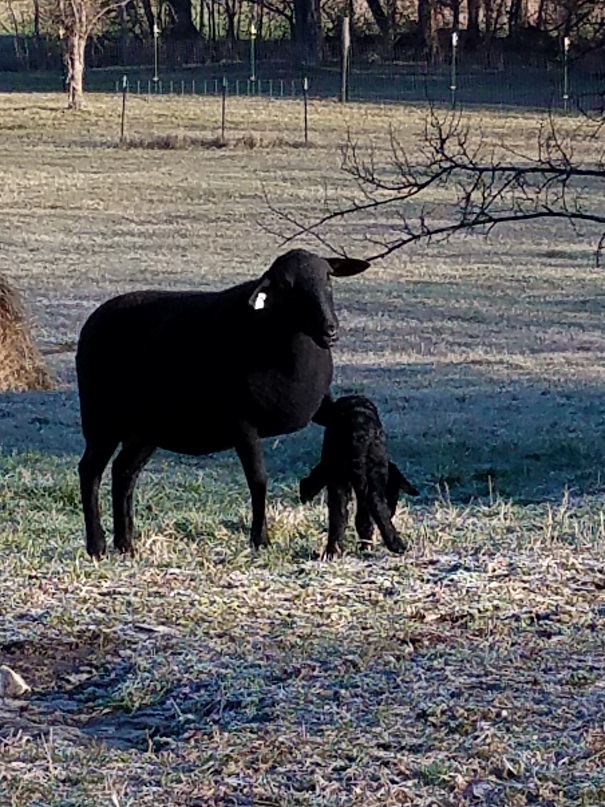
[{"x1": 1, "y1": 93, "x2": 605, "y2": 805}]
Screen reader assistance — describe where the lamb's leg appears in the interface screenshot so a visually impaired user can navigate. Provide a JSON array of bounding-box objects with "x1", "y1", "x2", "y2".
[
  {"x1": 111, "y1": 440, "x2": 156, "y2": 554},
  {"x1": 369, "y1": 488, "x2": 408, "y2": 555},
  {"x1": 300, "y1": 461, "x2": 327, "y2": 504},
  {"x1": 79, "y1": 438, "x2": 119, "y2": 559},
  {"x1": 354, "y1": 495, "x2": 375, "y2": 551},
  {"x1": 323, "y1": 483, "x2": 349, "y2": 560},
  {"x1": 235, "y1": 427, "x2": 269, "y2": 548}
]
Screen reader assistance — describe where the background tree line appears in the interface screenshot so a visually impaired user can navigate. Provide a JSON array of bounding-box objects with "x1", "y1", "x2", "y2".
[
  {"x1": 3, "y1": 0, "x2": 605, "y2": 68},
  {"x1": 0, "y1": 0, "x2": 603, "y2": 109}
]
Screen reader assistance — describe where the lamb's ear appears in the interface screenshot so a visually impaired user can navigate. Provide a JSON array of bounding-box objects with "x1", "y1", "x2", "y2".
[
  {"x1": 389, "y1": 462, "x2": 420, "y2": 498},
  {"x1": 248, "y1": 275, "x2": 271, "y2": 311},
  {"x1": 326, "y1": 257, "x2": 371, "y2": 277}
]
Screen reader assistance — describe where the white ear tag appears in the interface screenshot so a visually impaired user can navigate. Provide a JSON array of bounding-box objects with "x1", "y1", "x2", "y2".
[{"x1": 253, "y1": 292, "x2": 267, "y2": 311}]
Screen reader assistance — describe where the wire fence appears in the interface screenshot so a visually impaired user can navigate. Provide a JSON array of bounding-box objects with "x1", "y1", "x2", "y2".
[
  {"x1": 105, "y1": 63, "x2": 603, "y2": 114},
  {"x1": 0, "y1": 32, "x2": 602, "y2": 114}
]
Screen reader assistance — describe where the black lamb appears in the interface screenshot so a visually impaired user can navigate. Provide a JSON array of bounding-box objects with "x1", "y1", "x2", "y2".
[
  {"x1": 76, "y1": 249, "x2": 370, "y2": 559},
  {"x1": 299, "y1": 394, "x2": 419, "y2": 559}
]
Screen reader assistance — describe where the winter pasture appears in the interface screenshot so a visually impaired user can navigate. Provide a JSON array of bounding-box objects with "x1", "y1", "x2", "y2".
[{"x1": 1, "y1": 93, "x2": 605, "y2": 806}]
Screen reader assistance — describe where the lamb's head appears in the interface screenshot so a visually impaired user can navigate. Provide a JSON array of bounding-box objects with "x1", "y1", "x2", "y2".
[{"x1": 249, "y1": 249, "x2": 370, "y2": 349}]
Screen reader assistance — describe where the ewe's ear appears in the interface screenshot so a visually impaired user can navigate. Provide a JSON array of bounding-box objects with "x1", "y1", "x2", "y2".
[
  {"x1": 248, "y1": 275, "x2": 271, "y2": 311},
  {"x1": 326, "y1": 257, "x2": 371, "y2": 277}
]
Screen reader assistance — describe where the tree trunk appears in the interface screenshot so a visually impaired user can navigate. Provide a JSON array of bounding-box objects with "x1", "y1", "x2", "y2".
[
  {"x1": 168, "y1": 0, "x2": 198, "y2": 38},
  {"x1": 140, "y1": 0, "x2": 155, "y2": 36},
  {"x1": 452, "y1": 0, "x2": 460, "y2": 31},
  {"x1": 467, "y1": 0, "x2": 480, "y2": 45},
  {"x1": 33, "y1": 0, "x2": 40, "y2": 37},
  {"x1": 293, "y1": 0, "x2": 322, "y2": 64},
  {"x1": 419, "y1": 0, "x2": 439, "y2": 60},
  {"x1": 507, "y1": 0, "x2": 524, "y2": 36},
  {"x1": 365, "y1": 0, "x2": 390, "y2": 41},
  {"x1": 225, "y1": 6, "x2": 236, "y2": 46},
  {"x1": 66, "y1": 30, "x2": 86, "y2": 110}
]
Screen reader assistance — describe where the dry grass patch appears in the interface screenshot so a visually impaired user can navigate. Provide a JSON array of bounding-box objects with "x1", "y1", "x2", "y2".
[
  {"x1": 120, "y1": 132, "x2": 312, "y2": 150},
  {"x1": 0, "y1": 274, "x2": 54, "y2": 392}
]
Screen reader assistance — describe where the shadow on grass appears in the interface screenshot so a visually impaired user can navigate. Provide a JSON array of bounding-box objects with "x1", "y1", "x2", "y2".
[{"x1": 2, "y1": 369, "x2": 605, "y2": 510}]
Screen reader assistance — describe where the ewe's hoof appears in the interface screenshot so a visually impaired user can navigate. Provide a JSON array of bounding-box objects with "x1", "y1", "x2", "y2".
[
  {"x1": 87, "y1": 543, "x2": 107, "y2": 561},
  {"x1": 321, "y1": 545, "x2": 340, "y2": 561},
  {"x1": 114, "y1": 542, "x2": 136, "y2": 557},
  {"x1": 251, "y1": 531, "x2": 270, "y2": 550}
]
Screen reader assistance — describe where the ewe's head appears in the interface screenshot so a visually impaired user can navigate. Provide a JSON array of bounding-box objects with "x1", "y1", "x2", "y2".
[{"x1": 249, "y1": 249, "x2": 370, "y2": 348}]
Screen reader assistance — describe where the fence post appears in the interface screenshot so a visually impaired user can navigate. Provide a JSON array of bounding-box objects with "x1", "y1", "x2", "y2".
[
  {"x1": 303, "y1": 76, "x2": 309, "y2": 145},
  {"x1": 341, "y1": 15, "x2": 350, "y2": 103},
  {"x1": 120, "y1": 74, "x2": 128, "y2": 145},
  {"x1": 250, "y1": 20, "x2": 257, "y2": 82},
  {"x1": 563, "y1": 36, "x2": 570, "y2": 112},
  {"x1": 450, "y1": 31, "x2": 459, "y2": 109},
  {"x1": 153, "y1": 20, "x2": 160, "y2": 84},
  {"x1": 221, "y1": 76, "x2": 227, "y2": 143}
]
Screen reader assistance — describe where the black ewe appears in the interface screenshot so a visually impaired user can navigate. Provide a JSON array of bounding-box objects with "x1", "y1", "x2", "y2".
[
  {"x1": 299, "y1": 395, "x2": 419, "y2": 559},
  {"x1": 76, "y1": 249, "x2": 370, "y2": 559}
]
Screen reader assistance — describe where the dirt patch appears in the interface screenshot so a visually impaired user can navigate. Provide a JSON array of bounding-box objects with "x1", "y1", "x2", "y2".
[
  {"x1": 0, "y1": 629, "x2": 265, "y2": 752},
  {"x1": 0, "y1": 630, "x2": 136, "y2": 746},
  {"x1": 0, "y1": 630, "x2": 123, "y2": 692}
]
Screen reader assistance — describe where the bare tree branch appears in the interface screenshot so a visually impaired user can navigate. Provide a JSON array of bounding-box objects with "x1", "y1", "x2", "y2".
[{"x1": 266, "y1": 107, "x2": 605, "y2": 263}]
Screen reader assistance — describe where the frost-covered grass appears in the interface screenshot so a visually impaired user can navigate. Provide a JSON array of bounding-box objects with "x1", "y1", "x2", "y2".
[{"x1": 1, "y1": 94, "x2": 605, "y2": 805}]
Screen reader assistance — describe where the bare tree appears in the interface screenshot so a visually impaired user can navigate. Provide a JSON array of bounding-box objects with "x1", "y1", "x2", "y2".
[
  {"x1": 266, "y1": 108, "x2": 605, "y2": 262},
  {"x1": 48, "y1": 0, "x2": 127, "y2": 109}
]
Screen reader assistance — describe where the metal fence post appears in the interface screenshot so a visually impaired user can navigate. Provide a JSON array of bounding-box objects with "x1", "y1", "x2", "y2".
[
  {"x1": 341, "y1": 16, "x2": 350, "y2": 103},
  {"x1": 450, "y1": 31, "x2": 459, "y2": 109},
  {"x1": 153, "y1": 20, "x2": 160, "y2": 85},
  {"x1": 120, "y1": 74, "x2": 128, "y2": 144},
  {"x1": 221, "y1": 76, "x2": 227, "y2": 143},
  {"x1": 250, "y1": 21, "x2": 257, "y2": 82},
  {"x1": 303, "y1": 76, "x2": 309, "y2": 145},
  {"x1": 563, "y1": 36, "x2": 570, "y2": 112}
]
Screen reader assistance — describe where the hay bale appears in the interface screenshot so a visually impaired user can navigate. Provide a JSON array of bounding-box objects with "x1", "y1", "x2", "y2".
[{"x1": 0, "y1": 274, "x2": 54, "y2": 392}]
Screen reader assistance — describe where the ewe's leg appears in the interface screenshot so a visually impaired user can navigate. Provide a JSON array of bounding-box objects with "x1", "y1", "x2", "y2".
[
  {"x1": 79, "y1": 438, "x2": 119, "y2": 559},
  {"x1": 323, "y1": 483, "x2": 349, "y2": 560},
  {"x1": 235, "y1": 427, "x2": 269, "y2": 548},
  {"x1": 300, "y1": 461, "x2": 327, "y2": 504},
  {"x1": 369, "y1": 488, "x2": 408, "y2": 555},
  {"x1": 111, "y1": 440, "x2": 155, "y2": 554},
  {"x1": 312, "y1": 394, "x2": 334, "y2": 427}
]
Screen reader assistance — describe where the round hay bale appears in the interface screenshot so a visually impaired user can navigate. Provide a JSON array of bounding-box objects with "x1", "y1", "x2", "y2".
[{"x1": 0, "y1": 274, "x2": 54, "y2": 392}]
